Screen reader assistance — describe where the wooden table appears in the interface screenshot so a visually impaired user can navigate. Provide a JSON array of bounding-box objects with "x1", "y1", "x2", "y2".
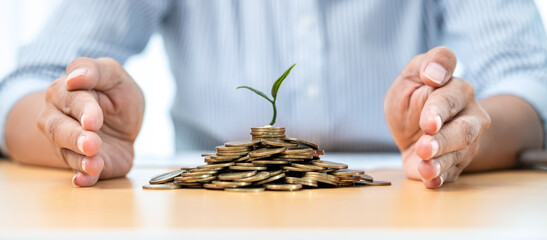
[{"x1": 1, "y1": 158, "x2": 546, "y2": 240}]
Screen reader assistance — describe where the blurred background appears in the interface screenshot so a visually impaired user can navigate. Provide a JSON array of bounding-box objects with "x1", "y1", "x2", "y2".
[{"x1": 1, "y1": 0, "x2": 547, "y2": 160}]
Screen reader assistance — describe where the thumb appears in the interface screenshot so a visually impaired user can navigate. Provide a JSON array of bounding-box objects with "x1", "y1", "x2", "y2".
[
  {"x1": 65, "y1": 57, "x2": 130, "y2": 92},
  {"x1": 420, "y1": 47, "x2": 457, "y2": 87}
]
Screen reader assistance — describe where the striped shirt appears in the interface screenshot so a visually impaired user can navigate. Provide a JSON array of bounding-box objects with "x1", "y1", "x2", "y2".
[{"x1": 1, "y1": 0, "x2": 546, "y2": 154}]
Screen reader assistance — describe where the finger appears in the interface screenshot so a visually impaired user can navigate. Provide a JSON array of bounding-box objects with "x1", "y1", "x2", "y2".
[
  {"x1": 46, "y1": 81, "x2": 104, "y2": 131},
  {"x1": 419, "y1": 79, "x2": 474, "y2": 134},
  {"x1": 418, "y1": 149, "x2": 464, "y2": 181},
  {"x1": 60, "y1": 149, "x2": 105, "y2": 176},
  {"x1": 72, "y1": 171, "x2": 100, "y2": 187},
  {"x1": 402, "y1": 149, "x2": 423, "y2": 180},
  {"x1": 65, "y1": 57, "x2": 128, "y2": 92},
  {"x1": 415, "y1": 111, "x2": 482, "y2": 160},
  {"x1": 423, "y1": 164, "x2": 465, "y2": 189},
  {"x1": 37, "y1": 108, "x2": 102, "y2": 156},
  {"x1": 419, "y1": 46, "x2": 457, "y2": 87}
]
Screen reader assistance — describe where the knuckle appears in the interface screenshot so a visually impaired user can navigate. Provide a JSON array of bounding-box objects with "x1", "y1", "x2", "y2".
[
  {"x1": 461, "y1": 80, "x2": 476, "y2": 99},
  {"x1": 62, "y1": 92, "x2": 78, "y2": 115},
  {"x1": 45, "y1": 81, "x2": 60, "y2": 102},
  {"x1": 45, "y1": 117, "x2": 63, "y2": 144},
  {"x1": 459, "y1": 120, "x2": 476, "y2": 145}
]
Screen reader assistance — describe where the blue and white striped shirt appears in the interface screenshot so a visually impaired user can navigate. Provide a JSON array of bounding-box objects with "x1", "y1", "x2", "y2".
[{"x1": 1, "y1": 0, "x2": 546, "y2": 154}]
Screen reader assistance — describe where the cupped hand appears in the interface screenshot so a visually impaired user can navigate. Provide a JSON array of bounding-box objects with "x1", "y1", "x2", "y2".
[
  {"x1": 37, "y1": 57, "x2": 145, "y2": 187},
  {"x1": 384, "y1": 47, "x2": 491, "y2": 188}
]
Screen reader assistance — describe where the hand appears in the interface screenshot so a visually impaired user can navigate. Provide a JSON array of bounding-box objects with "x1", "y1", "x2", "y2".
[
  {"x1": 384, "y1": 47, "x2": 491, "y2": 188},
  {"x1": 37, "y1": 57, "x2": 145, "y2": 187}
]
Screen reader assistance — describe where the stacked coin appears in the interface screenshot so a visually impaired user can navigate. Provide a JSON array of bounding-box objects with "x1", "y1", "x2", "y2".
[{"x1": 143, "y1": 127, "x2": 391, "y2": 191}]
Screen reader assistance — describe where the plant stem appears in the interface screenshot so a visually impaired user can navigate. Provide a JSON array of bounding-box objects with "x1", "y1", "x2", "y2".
[{"x1": 270, "y1": 100, "x2": 277, "y2": 126}]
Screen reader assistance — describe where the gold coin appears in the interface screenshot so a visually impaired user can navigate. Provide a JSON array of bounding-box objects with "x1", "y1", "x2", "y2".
[
  {"x1": 338, "y1": 175, "x2": 361, "y2": 182},
  {"x1": 276, "y1": 154, "x2": 313, "y2": 159},
  {"x1": 234, "y1": 171, "x2": 271, "y2": 182},
  {"x1": 204, "y1": 157, "x2": 234, "y2": 163},
  {"x1": 218, "y1": 171, "x2": 257, "y2": 180},
  {"x1": 215, "y1": 145, "x2": 253, "y2": 152},
  {"x1": 235, "y1": 155, "x2": 250, "y2": 162},
  {"x1": 305, "y1": 172, "x2": 340, "y2": 182},
  {"x1": 182, "y1": 171, "x2": 217, "y2": 176},
  {"x1": 291, "y1": 163, "x2": 325, "y2": 171},
  {"x1": 201, "y1": 153, "x2": 216, "y2": 157},
  {"x1": 260, "y1": 139, "x2": 298, "y2": 148},
  {"x1": 235, "y1": 162, "x2": 256, "y2": 167},
  {"x1": 224, "y1": 139, "x2": 260, "y2": 147},
  {"x1": 311, "y1": 160, "x2": 348, "y2": 169},
  {"x1": 319, "y1": 168, "x2": 336, "y2": 173},
  {"x1": 177, "y1": 175, "x2": 217, "y2": 183},
  {"x1": 265, "y1": 183, "x2": 302, "y2": 191},
  {"x1": 149, "y1": 170, "x2": 184, "y2": 184},
  {"x1": 251, "y1": 127, "x2": 286, "y2": 132},
  {"x1": 355, "y1": 180, "x2": 391, "y2": 186},
  {"x1": 173, "y1": 181, "x2": 202, "y2": 186},
  {"x1": 269, "y1": 169, "x2": 283, "y2": 176},
  {"x1": 303, "y1": 176, "x2": 338, "y2": 186},
  {"x1": 281, "y1": 148, "x2": 314, "y2": 155},
  {"x1": 331, "y1": 169, "x2": 365, "y2": 176},
  {"x1": 209, "y1": 155, "x2": 241, "y2": 161},
  {"x1": 229, "y1": 165, "x2": 268, "y2": 171},
  {"x1": 225, "y1": 188, "x2": 265, "y2": 192},
  {"x1": 357, "y1": 174, "x2": 374, "y2": 182},
  {"x1": 216, "y1": 152, "x2": 249, "y2": 157},
  {"x1": 142, "y1": 184, "x2": 182, "y2": 190},
  {"x1": 249, "y1": 147, "x2": 286, "y2": 157},
  {"x1": 197, "y1": 162, "x2": 235, "y2": 169},
  {"x1": 284, "y1": 137, "x2": 319, "y2": 149},
  {"x1": 285, "y1": 177, "x2": 318, "y2": 187},
  {"x1": 211, "y1": 181, "x2": 252, "y2": 188},
  {"x1": 256, "y1": 173, "x2": 286, "y2": 185},
  {"x1": 283, "y1": 166, "x2": 312, "y2": 172},
  {"x1": 203, "y1": 183, "x2": 225, "y2": 190},
  {"x1": 252, "y1": 160, "x2": 289, "y2": 165}
]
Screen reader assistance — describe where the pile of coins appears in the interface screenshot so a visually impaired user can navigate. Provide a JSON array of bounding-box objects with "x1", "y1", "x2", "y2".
[{"x1": 143, "y1": 127, "x2": 391, "y2": 191}]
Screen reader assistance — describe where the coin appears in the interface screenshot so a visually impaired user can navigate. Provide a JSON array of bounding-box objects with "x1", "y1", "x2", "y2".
[
  {"x1": 331, "y1": 169, "x2": 365, "y2": 176},
  {"x1": 182, "y1": 171, "x2": 217, "y2": 177},
  {"x1": 229, "y1": 165, "x2": 268, "y2": 171},
  {"x1": 218, "y1": 171, "x2": 257, "y2": 180},
  {"x1": 203, "y1": 183, "x2": 225, "y2": 190},
  {"x1": 197, "y1": 162, "x2": 235, "y2": 169},
  {"x1": 249, "y1": 147, "x2": 286, "y2": 158},
  {"x1": 281, "y1": 148, "x2": 314, "y2": 155},
  {"x1": 283, "y1": 166, "x2": 313, "y2": 172},
  {"x1": 224, "y1": 139, "x2": 260, "y2": 147},
  {"x1": 149, "y1": 170, "x2": 184, "y2": 184},
  {"x1": 142, "y1": 184, "x2": 182, "y2": 190},
  {"x1": 265, "y1": 183, "x2": 302, "y2": 191},
  {"x1": 355, "y1": 180, "x2": 391, "y2": 186},
  {"x1": 225, "y1": 188, "x2": 265, "y2": 192},
  {"x1": 357, "y1": 174, "x2": 374, "y2": 182},
  {"x1": 252, "y1": 160, "x2": 289, "y2": 165},
  {"x1": 211, "y1": 181, "x2": 252, "y2": 188},
  {"x1": 285, "y1": 177, "x2": 318, "y2": 187},
  {"x1": 255, "y1": 173, "x2": 286, "y2": 185},
  {"x1": 234, "y1": 171, "x2": 271, "y2": 182},
  {"x1": 260, "y1": 139, "x2": 298, "y2": 148},
  {"x1": 291, "y1": 163, "x2": 325, "y2": 171},
  {"x1": 311, "y1": 160, "x2": 348, "y2": 169},
  {"x1": 284, "y1": 137, "x2": 319, "y2": 149}
]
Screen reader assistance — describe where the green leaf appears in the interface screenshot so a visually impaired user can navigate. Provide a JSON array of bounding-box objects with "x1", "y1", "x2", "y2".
[
  {"x1": 236, "y1": 86, "x2": 273, "y2": 103},
  {"x1": 271, "y1": 63, "x2": 297, "y2": 99}
]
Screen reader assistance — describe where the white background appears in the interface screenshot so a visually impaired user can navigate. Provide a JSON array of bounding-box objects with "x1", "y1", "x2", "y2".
[{"x1": 1, "y1": 0, "x2": 547, "y2": 159}]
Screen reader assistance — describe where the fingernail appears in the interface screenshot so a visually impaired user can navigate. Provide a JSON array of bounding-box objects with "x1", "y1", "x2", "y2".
[
  {"x1": 433, "y1": 161, "x2": 441, "y2": 177},
  {"x1": 72, "y1": 172, "x2": 82, "y2": 187},
  {"x1": 77, "y1": 135, "x2": 85, "y2": 154},
  {"x1": 430, "y1": 140, "x2": 439, "y2": 157},
  {"x1": 66, "y1": 68, "x2": 87, "y2": 85},
  {"x1": 435, "y1": 115, "x2": 442, "y2": 133},
  {"x1": 81, "y1": 158, "x2": 87, "y2": 173},
  {"x1": 439, "y1": 175, "x2": 445, "y2": 187},
  {"x1": 80, "y1": 113, "x2": 87, "y2": 128},
  {"x1": 424, "y1": 62, "x2": 446, "y2": 84}
]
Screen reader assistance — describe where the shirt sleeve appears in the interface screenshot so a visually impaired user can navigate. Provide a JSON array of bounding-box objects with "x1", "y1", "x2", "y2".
[
  {"x1": 0, "y1": 0, "x2": 172, "y2": 156},
  {"x1": 439, "y1": 0, "x2": 547, "y2": 149}
]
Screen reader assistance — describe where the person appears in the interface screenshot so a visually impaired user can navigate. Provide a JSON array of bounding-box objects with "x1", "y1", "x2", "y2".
[{"x1": 0, "y1": 0, "x2": 545, "y2": 188}]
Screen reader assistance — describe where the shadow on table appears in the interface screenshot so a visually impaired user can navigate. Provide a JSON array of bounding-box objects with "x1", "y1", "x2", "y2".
[{"x1": 94, "y1": 177, "x2": 135, "y2": 190}]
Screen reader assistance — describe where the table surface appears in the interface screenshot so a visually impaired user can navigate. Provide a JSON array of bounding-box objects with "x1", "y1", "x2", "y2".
[{"x1": 1, "y1": 154, "x2": 547, "y2": 239}]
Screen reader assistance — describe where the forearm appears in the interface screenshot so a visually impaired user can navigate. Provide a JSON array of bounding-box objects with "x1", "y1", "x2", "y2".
[
  {"x1": 5, "y1": 92, "x2": 68, "y2": 169},
  {"x1": 466, "y1": 95, "x2": 544, "y2": 171}
]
